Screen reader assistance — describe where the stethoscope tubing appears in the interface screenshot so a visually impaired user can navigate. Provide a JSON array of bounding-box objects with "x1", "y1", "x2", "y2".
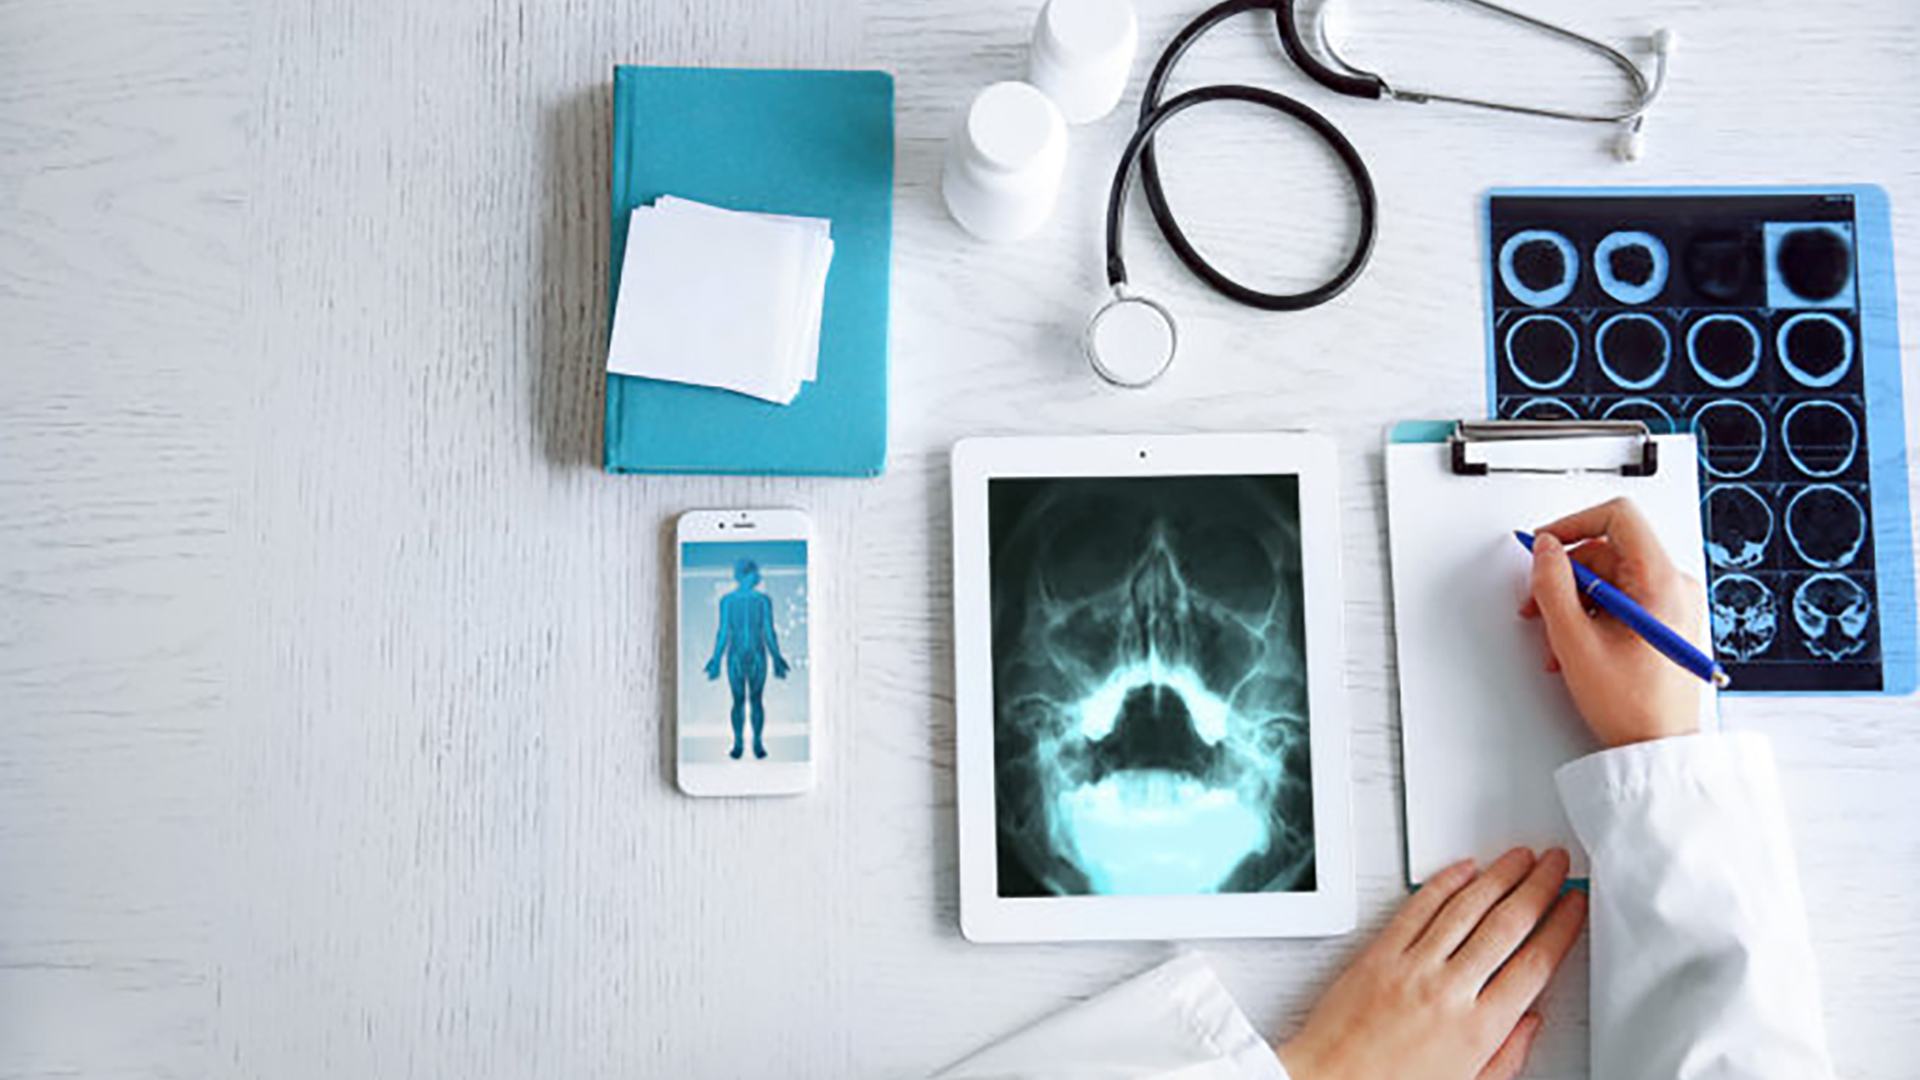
[
  {"x1": 1110, "y1": 2, "x2": 1379, "y2": 311},
  {"x1": 1095, "y1": 0, "x2": 1657, "y2": 385}
]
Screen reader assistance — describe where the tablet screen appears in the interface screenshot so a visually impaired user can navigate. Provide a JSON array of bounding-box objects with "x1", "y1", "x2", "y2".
[{"x1": 989, "y1": 475, "x2": 1314, "y2": 897}]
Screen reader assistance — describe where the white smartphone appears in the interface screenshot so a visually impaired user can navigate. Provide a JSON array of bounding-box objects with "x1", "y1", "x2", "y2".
[{"x1": 675, "y1": 508, "x2": 816, "y2": 797}]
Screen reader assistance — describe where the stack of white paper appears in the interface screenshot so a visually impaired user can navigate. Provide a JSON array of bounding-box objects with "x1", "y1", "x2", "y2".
[{"x1": 606, "y1": 195, "x2": 834, "y2": 405}]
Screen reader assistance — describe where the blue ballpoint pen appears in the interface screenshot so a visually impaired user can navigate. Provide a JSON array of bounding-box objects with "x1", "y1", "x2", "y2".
[{"x1": 1514, "y1": 531, "x2": 1731, "y2": 690}]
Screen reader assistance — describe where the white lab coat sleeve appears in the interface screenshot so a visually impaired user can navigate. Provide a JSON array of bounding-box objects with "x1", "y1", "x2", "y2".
[
  {"x1": 931, "y1": 952, "x2": 1290, "y2": 1080},
  {"x1": 1556, "y1": 732, "x2": 1835, "y2": 1080}
]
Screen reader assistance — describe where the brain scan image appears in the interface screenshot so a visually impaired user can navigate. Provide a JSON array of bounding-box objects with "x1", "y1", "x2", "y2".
[
  {"x1": 1691, "y1": 399, "x2": 1768, "y2": 479},
  {"x1": 1776, "y1": 312, "x2": 1855, "y2": 389},
  {"x1": 1765, "y1": 222, "x2": 1857, "y2": 308},
  {"x1": 1686, "y1": 313, "x2": 1761, "y2": 389},
  {"x1": 1785, "y1": 484, "x2": 1867, "y2": 569},
  {"x1": 1710, "y1": 573, "x2": 1778, "y2": 662},
  {"x1": 988, "y1": 476, "x2": 1312, "y2": 898},
  {"x1": 1684, "y1": 229, "x2": 1760, "y2": 304},
  {"x1": 1596, "y1": 313, "x2": 1671, "y2": 390},
  {"x1": 1593, "y1": 230, "x2": 1669, "y2": 304},
  {"x1": 1703, "y1": 484, "x2": 1773, "y2": 570},
  {"x1": 1498, "y1": 229, "x2": 1578, "y2": 307},
  {"x1": 1504, "y1": 314, "x2": 1579, "y2": 391},
  {"x1": 1781, "y1": 400, "x2": 1860, "y2": 478},
  {"x1": 1793, "y1": 573, "x2": 1873, "y2": 661}
]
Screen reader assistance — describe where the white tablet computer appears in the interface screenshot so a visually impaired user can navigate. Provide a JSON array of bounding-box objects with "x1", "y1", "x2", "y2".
[{"x1": 951, "y1": 433, "x2": 1353, "y2": 942}]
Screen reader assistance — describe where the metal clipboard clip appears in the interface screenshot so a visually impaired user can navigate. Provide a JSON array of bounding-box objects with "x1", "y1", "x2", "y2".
[{"x1": 1448, "y1": 420, "x2": 1659, "y2": 477}]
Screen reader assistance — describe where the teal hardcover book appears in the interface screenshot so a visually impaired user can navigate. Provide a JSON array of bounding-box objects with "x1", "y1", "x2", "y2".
[{"x1": 605, "y1": 66, "x2": 894, "y2": 476}]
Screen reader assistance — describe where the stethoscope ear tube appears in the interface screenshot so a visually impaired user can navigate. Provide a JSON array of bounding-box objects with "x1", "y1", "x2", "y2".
[
  {"x1": 1098, "y1": 0, "x2": 1661, "y2": 387},
  {"x1": 1107, "y1": 84, "x2": 1378, "y2": 312},
  {"x1": 1272, "y1": 0, "x2": 1386, "y2": 100}
]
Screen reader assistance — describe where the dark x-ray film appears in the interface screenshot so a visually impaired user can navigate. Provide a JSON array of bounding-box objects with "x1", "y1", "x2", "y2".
[
  {"x1": 988, "y1": 475, "x2": 1314, "y2": 898},
  {"x1": 1488, "y1": 189, "x2": 1912, "y2": 693}
]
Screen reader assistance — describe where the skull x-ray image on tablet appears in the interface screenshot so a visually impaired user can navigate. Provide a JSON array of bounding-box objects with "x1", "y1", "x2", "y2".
[
  {"x1": 951, "y1": 434, "x2": 1353, "y2": 942},
  {"x1": 988, "y1": 476, "x2": 1314, "y2": 898}
]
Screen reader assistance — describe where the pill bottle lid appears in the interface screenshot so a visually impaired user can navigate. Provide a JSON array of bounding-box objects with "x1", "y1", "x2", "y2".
[
  {"x1": 965, "y1": 81, "x2": 1063, "y2": 174},
  {"x1": 1039, "y1": 0, "x2": 1135, "y2": 61}
]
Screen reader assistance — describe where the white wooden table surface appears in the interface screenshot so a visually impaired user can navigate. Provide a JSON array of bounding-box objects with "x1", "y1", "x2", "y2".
[{"x1": 5, "y1": 0, "x2": 1917, "y2": 1076}]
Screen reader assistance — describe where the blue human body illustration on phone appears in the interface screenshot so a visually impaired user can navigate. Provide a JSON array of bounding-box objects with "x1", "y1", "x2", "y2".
[
  {"x1": 704, "y1": 559, "x2": 792, "y2": 759},
  {"x1": 680, "y1": 540, "x2": 810, "y2": 765}
]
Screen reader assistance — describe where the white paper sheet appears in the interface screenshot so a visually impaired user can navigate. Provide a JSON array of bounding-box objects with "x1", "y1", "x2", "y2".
[
  {"x1": 1385, "y1": 432, "x2": 1717, "y2": 882},
  {"x1": 657, "y1": 197, "x2": 833, "y2": 383},
  {"x1": 605, "y1": 197, "x2": 834, "y2": 405}
]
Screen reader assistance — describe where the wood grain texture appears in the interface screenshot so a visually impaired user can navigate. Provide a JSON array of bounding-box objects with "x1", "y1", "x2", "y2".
[{"x1": 1, "y1": 0, "x2": 1916, "y2": 1076}]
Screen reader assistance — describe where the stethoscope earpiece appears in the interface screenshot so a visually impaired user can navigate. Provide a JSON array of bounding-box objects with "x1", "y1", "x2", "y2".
[
  {"x1": 1614, "y1": 29, "x2": 1674, "y2": 163},
  {"x1": 1292, "y1": 0, "x2": 1673, "y2": 155},
  {"x1": 1616, "y1": 121, "x2": 1647, "y2": 164}
]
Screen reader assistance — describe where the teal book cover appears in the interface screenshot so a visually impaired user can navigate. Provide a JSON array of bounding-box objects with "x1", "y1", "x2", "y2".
[{"x1": 605, "y1": 66, "x2": 894, "y2": 476}]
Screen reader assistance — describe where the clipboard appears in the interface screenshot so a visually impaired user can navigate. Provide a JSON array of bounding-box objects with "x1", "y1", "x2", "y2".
[{"x1": 1385, "y1": 420, "x2": 1719, "y2": 884}]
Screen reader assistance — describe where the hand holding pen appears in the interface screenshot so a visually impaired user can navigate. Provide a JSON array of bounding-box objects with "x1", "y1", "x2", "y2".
[{"x1": 1518, "y1": 498, "x2": 1713, "y2": 750}]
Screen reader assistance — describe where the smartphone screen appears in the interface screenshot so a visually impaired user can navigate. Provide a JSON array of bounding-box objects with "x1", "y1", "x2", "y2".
[{"x1": 677, "y1": 511, "x2": 814, "y2": 796}]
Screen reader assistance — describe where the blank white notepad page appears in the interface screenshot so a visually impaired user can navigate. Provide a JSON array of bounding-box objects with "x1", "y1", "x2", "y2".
[{"x1": 1386, "y1": 432, "x2": 1715, "y2": 882}]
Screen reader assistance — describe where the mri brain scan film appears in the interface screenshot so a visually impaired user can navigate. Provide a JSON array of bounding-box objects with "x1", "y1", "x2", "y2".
[
  {"x1": 1490, "y1": 190, "x2": 1902, "y2": 692},
  {"x1": 988, "y1": 476, "x2": 1312, "y2": 898}
]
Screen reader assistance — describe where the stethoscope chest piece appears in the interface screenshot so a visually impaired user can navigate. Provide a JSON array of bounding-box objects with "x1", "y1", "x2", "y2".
[{"x1": 1085, "y1": 287, "x2": 1178, "y2": 388}]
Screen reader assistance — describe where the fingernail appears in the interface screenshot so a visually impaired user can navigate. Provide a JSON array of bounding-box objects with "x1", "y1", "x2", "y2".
[{"x1": 1536, "y1": 533, "x2": 1559, "y2": 554}]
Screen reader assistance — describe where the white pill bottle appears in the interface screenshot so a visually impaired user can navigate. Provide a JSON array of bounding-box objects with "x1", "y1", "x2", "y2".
[
  {"x1": 941, "y1": 81, "x2": 1069, "y2": 243},
  {"x1": 1028, "y1": 0, "x2": 1138, "y2": 124}
]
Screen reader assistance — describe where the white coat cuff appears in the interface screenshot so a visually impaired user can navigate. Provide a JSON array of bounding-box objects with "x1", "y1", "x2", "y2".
[
  {"x1": 1555, "y1": 731, "x2": 1774, "y2": 835},
  {"x1": 932, "y1": 952, "x2": 1290, "y2": 1080},
  {"x1": 1170, "y1": 954, "x2": 1292, "y2": 1080}
]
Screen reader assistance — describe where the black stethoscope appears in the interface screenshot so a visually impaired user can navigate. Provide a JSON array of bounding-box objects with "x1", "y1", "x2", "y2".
[{"x1": 1084, "y1": 0, "x2": 1674, "y2": 388}]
